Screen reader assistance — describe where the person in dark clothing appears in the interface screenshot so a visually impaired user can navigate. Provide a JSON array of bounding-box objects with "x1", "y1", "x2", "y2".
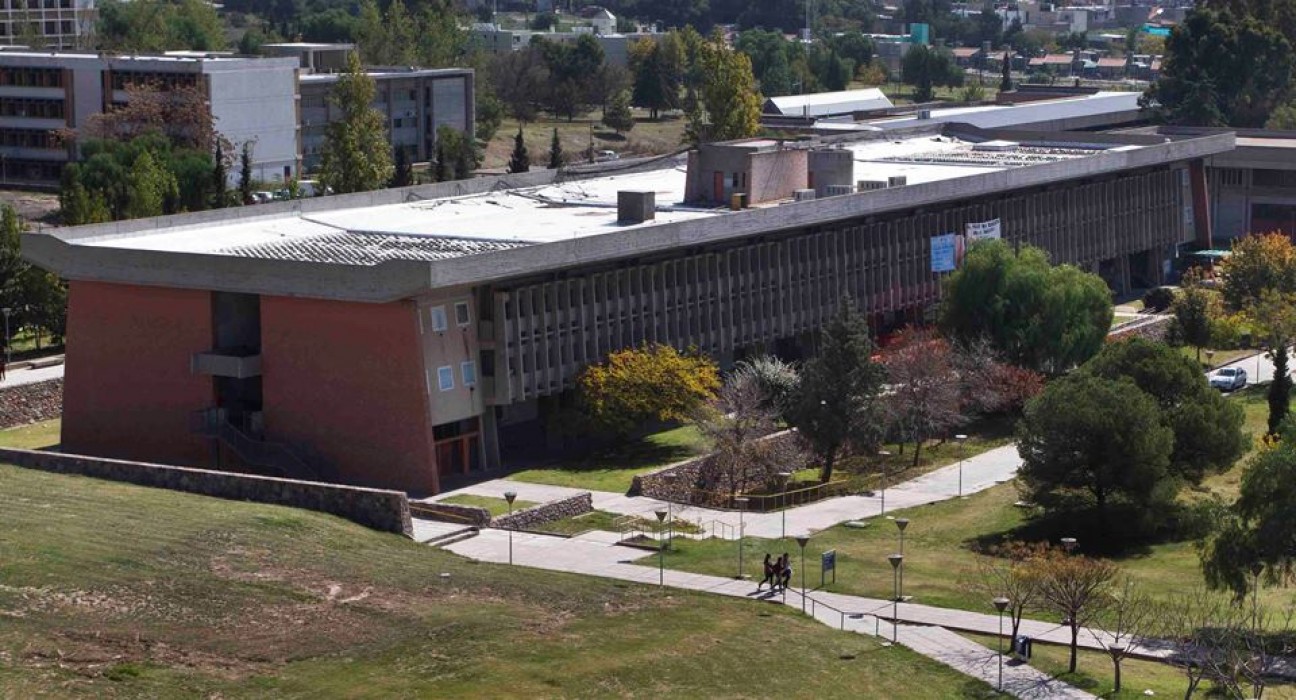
[
  {"x1": 780, "y1": 552, "x2": 792, "y2": 590},
  {"x1": 758, "y1": 553, "x2": 775, "y2": 590}
]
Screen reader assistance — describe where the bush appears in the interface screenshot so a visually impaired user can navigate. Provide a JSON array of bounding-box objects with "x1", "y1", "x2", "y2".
[{"x1": 1142, "y1": 286, "x2": 1175, "y2": 312}]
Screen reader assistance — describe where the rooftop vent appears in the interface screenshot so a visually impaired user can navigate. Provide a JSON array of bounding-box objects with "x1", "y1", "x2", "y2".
[
  {"x1": 858, "y1": 180, "x2": 888, "y2": 191},
  {"x1": 972, "y1": 140, "x2": 1019, "y2": 152},
  {"x1": 793, "y1": 189, "x2": 816, "y2": 202},
  {"x1": 825, "y1": 184, "x2": 854, "y2": 197},
  {"x1": 617, "y1": 190, "x2": 655, "y2": 224},
  {"x1": 887, "y1": 176, "x2": 908, "y2": 188},
  {"x1": 917, "y1": 109, "x2": 932, "y2": 119}
]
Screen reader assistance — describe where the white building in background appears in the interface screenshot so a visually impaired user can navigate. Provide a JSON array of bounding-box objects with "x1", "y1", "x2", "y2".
[{"x1": 0, "y1": 0, "x2": 96, "y2": 49}]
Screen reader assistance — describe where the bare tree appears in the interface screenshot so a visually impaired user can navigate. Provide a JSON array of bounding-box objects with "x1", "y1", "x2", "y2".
[
  {"x1": 969, "y1": 540, "x2": 1047, "y2": 643},
  {"x1": 694, "y1": 373, "x2": 803, "y2": 501},
  {"x1": 1158, "y1": 588, "x2": 1227, "y2": 700},
  {"x1": 489, "y1": 48, "x2": 550, "y2": 124},
  {"x1": 1091, "y1": 577, "x2": 1156, "y2": 693},
  {"x1": 1034, "y1": 549, "x2": 1119, "y2": 673},
  {"x1": 881, "y1": 328, "x2": 965, "y2": 466},
  {"x1": 74, "y1": 82, "x2": 224, "y2": 153}
]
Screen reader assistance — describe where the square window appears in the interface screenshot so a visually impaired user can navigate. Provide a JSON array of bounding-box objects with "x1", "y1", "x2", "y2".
[
  {"x1": 429, "y1": 305, "x2": 448, "y2": 332},
  {"x1": 454, "y1": 301, "x2": 471, "y2": 326},
  {"x1": 437, "y1": 365, "x2": 454, "y2": 391},
  {"x1": 461, "y1": 360, "x2": 477, "y2": 387}
]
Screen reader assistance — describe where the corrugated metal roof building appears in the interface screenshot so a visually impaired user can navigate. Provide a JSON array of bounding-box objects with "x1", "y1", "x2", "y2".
[{"x1": 763, "y1": 88, "x2": 895, "y2": 117}]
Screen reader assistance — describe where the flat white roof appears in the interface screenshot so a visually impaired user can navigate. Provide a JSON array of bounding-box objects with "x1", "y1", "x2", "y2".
[
  {"x1": 765, "y1": 88, "x2": 894, "y2": 117},
  {"x1": 867, "y1": 91, "x2": 1140, "y2": 130},
  {"x1": 75, "y1": 136, "x2": 1126, "y2": 265}
]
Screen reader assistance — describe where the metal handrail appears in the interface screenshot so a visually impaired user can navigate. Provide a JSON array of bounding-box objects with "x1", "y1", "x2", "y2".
[
  {"x1": 678, "y1": 477, "x2": 859, "y2": 512},
  {"x1": 191, "y1": 408, "x2": 314, "y2": 479}
]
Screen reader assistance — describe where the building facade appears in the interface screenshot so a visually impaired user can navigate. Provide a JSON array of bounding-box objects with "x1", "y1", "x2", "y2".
[
  {"x1": 299, "y1": 67, "x2": 474, "y2": 169},
  {"x1": 0, "y1": 0, "x2": 96, "y2": 49},
  {"x1": 24, "y1": 126, "x2": 1232, "y2": 496},
  {"x1": 0, "y1": 51, "x2": 300, "y2": 185}
]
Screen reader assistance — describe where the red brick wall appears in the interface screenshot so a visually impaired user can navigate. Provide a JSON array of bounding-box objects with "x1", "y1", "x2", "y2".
[
  {"x1": 260, "y1": 296, "x2": 438, "y2": 494},
  {"x1": 62, "y1": 281, "x2": 214, "y2": 466}
]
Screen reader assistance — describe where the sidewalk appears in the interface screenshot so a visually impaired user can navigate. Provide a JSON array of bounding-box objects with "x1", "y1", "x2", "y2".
[
  {"x1": 445, "y1": 528, "x2": 1097, "y2": 699},
  {"x1": 0, "y1": 358, "x2": 64, "y2": 389},
  {"x1": 430, "y1": 443, "x2": 1023, "y2": 540}
]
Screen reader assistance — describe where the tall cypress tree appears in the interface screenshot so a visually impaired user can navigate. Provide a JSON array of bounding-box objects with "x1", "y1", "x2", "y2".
[
  {"x1": 238, "y1": 141, "x2": 254, "y2": 205},
  {"x1": 1269, "y1": 346, "x2": 1292, "y2": 436},
  {"x1": 1000, "y1": 52, "x2": 1013, "y2": 92},
  {"x1": 212, "y1": 141, "x2": 227, "y2": 208},
  {"x1": 548, "y1": 127, "x2": 563, "y2": 169},
  {"x1": 508, "y1": 127, "x2": 530, "y2": 174}
]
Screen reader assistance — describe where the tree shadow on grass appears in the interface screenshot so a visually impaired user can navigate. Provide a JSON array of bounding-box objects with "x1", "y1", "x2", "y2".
[{"x1": 965, "y1": 502, "x2": 1218, "y2": 561}]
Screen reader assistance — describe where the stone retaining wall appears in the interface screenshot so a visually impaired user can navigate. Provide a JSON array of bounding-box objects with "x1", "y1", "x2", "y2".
[
  {"x1": 410, "y1": 502, "x2": 492, "y2": 527},
  {"x1": 631, "y1": 429, "x2": 802, "y2": 502},
  {"x1": 1107, "y1": 315, "x2": 1172, "y2": 343},
  {"x1": 0, "y1": 378, "x2": 62, "y2": 429},
  {"x1": 493, "y1": 492, "x2": 593, "y2": 530},
  {"x1": 0, "y1": 447, "x2": 412, "y2": 536}
]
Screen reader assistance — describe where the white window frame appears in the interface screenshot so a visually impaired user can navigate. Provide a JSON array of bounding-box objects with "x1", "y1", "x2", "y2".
[
  {"x1": 454, "y1": 301, "x2": 471, "y2": 327},
  {"x1": 461, "y1": 360, "x2": 477, "y2": 387},
  {"x1": 437, "y1": 365, "x2": 454, "y2": 391},
  {"x1": 429, "y1": 305, "x2": 448, "y2": 332}
]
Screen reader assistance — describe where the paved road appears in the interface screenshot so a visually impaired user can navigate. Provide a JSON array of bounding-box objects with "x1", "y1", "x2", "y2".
[{"x1": 0, "y1": 360, "x2": 63, "y2": 389}]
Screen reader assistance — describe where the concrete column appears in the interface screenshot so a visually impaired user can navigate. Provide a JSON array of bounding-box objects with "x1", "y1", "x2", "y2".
[{"x1": 480, "y1": 407, "x2": 501, "y2": 471}]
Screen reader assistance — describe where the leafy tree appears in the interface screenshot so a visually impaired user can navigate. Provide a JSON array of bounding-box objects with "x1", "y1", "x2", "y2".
[
  {"x1": 96, "y1": 0, "x2": 225, "y2": 52},
  {"x1": 732, "y1": 355, "x2": 800, "y2": 422},
  {"x1": 318, "y1": 53, "x2": 394, "y2": 194},
  {"x1": 123, "y1": 150, "x2": 179, "y2": 220},
  {"x1": 1218, "y1": 232, "x2": 1296, "y2": 311},
  {"x1": 789, "y1": 298, "x2": 886, "y2": 482},
  {"x1": 940, "y1": 240, "x2": 1113, "y2": 375},
  {"x1": 508, "y1": 128, "x2": 530, "y2": 174},
  {"x1": 433, "y1": 137, "x2": 450, "y2": 183},
  {"x1": 548, "y1": 128, "x2": 563, "y2": 169},
  {"x1": 1172, "y1": 269, "x2": 1220, "y2": 362},
  {"x1": 901, "y1": 45, "x2": 963, "y2": 102},
  {"x1": 880, "y1": 328, "x2": 964, "y2": 466},
  {"x1": 1143, "y1": 8, "x2": 1294, "y2": 127},
  {"x1": 1081, "y1": 337, "x2": 1245, "y2": 483},
  {"x1": 1018, "y1": 373, "x2": 1175, "y2": 519},
  {"x1": 77, "y1": 82, "x2": 220, "y2": 154},
  {"x1": 970, "y1": 542, "x2": 1047, "y2": 643},
  {"x1": 630, "y1": 34, "x2": 685, "y2": 120},
  {"x1": 239, "y1": 141, "x2": 255, "y2": 205},
  {"x1": 686, "y1": 35, "x2": 761, "y2": 145},
  {"x1": 1267, "y1": 99, "x2": 1296, "y2": 129},
  {"x1": 475, "y1": 87, "x2": 504, "y2": 143},
  {"x1": 603, "y1": 90, "x2": 636, "y2": 134},
  {"x1": 490, "y1": 47, "x2": 550, "y2": 123},
  {"x1": 1032, "y1": 550, "x2": 1119, "y2": 674},
  {"x1": 577, "y1": 344, "x2": 721, "y2": 439}
]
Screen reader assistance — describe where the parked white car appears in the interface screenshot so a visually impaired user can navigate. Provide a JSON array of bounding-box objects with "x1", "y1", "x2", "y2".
[{"x1": 1209, "y1": 366, "x2": 1247, "y2": 391}]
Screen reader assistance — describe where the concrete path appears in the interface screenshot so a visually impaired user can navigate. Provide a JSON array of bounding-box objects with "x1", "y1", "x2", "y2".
[
  {"x1": 445, "y1": 528, "x2": 1097, "y2": 699},
  {"x1": 0, "y1": 360, "x2": 63, "y2": 389},
  {"x1": 429, "y1": 443, "x2": 1023, "y2": 540}
]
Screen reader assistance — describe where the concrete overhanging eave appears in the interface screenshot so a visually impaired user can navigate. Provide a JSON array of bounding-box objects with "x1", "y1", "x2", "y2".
[{"x1": 21, "y1": 131, "x2": 1235, "y2": 303}]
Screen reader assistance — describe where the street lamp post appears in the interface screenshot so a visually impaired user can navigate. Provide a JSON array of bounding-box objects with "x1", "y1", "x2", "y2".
[
  {"x1": 734, "y1": 496, "x2": 749, "y2": 579},
  {"x1": 895, "y1": 518, "x2": 909, "y2": 600},
  {"x1": 777, "y1": 471, "x2": 792, "y2": 540},
  {"x1": 655, "y1": 509, "x2": 668, "y2": 587},
  {"x1": 888, "y1": 554, "x2": 903, "y2": 643},
  {"x1": 878, "y1": 450, "x2": 892, "y2": 515},
  {"x1": 660, "y1": 473, "x2": 676, "y2": 550},
  {"x1": 1251, "y1": 562, "x2": 1264, "y2": 631},
  {"x1": 504, "y1": 491, "x2": 517, "y2": 565},
  {"x1": 993, "y1": 597, "x2": 1010, "y2": 692},
  {"x1": 955, "y1": 434, "x2": 968, "y2": 498},
  {"x1": 796, "y1": 535, "x2": 810, "y2": 613}
]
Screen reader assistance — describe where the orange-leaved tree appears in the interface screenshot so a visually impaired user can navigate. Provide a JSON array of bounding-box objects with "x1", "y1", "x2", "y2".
[{"x1": 1218, "y1": 231, "x2": 1296, "y2": 312}]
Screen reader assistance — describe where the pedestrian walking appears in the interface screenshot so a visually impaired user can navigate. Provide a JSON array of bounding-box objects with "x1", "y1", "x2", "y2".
[
  {"x1": 757, "y1": 553, "x2": 775, "y2": 590},
  {"x1": 780, "y1": 552, "x2": 792, "y2": 590}
]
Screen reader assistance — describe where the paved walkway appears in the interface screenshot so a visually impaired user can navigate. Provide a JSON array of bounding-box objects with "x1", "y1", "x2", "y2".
[
  {"x1": 0, "y1": 359, "x2": 63, "y2": 389},
  {"x1": 428, "y1": 443, "x2": 1023, "y2": 540},
  {"x1": 445, "y1": 528, "x2": 1097, "y2": 699}
]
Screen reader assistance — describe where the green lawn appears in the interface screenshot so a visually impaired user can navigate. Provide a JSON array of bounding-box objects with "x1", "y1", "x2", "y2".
[
  {"x1": 439, "y1": 493, "x2": 537, "y2": 517},
  {"x1": 508, "y1": 424, "x2": 709, "y2": 494},
  {"x1": 0, "y1": 417, "x2": 60, "y2": 449},
  {"x1": 663, "y1": 388, "x2": 1294, "y2": 622},
  {"x1": 0, "y1": 462, "x2": 998, "y2": 698},
  {"x1": 536, "y1": 509, "x2": 704, "y2": 537},
  {"x1": 957, "y1": 632, "x2": 1238, "y2": 699}
]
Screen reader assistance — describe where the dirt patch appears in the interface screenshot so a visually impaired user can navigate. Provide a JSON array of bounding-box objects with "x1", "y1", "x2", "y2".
[{"x1": 0, "y1": 190, "x2": 60, "y2": 225}]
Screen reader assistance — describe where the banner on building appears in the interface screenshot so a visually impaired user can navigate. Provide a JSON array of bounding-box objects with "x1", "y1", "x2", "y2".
[
  {"x1": 966, "y1": 218, "x2": 1002, "y2": 241},
  {"x1": 931, "y1": 233, "x2": 959, "y2": 272}
]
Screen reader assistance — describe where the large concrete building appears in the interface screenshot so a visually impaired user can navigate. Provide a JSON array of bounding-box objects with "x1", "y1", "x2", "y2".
[
  {"x1": 0, "y1": 50, "x2": 300, "y2": 185},
  {"x1": 0, "y1": 0, "x2": 96, "y2": 50},
  {"x1": 23, "y1": 122, "x2": 1234, "y2": 495}
]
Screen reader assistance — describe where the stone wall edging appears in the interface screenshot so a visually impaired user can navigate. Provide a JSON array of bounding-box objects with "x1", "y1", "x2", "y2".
[
  {"x1": 412, "y1": 502, "x2": 492, "y2": 527},
  {"x1": 631, "y1": 429, "x2": 800, "y2": 501},
  {"x1": 493, "y1": 492, "x2": 593, "y2": 530},
  {"x1": 0, "y1": 377, "x2": 63, "y2": 429},
  {"x1": 1107, "y1": 314, "x2": 1172, "y2": 343},
  {"x1": 0, "y1": 447, "x2": 412, "y2": 536}
]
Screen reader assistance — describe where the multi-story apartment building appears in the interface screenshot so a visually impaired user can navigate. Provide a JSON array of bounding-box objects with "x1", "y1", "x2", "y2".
[
  {"x1": 0, "y1": 0, "x2": 96, "y2": 50},
  {"x1": 299, "y1": 67, "x2": 474, "y2": 170},
  {"x1": 0, "y1": 50, "x2": 300, "y2": 185}
]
